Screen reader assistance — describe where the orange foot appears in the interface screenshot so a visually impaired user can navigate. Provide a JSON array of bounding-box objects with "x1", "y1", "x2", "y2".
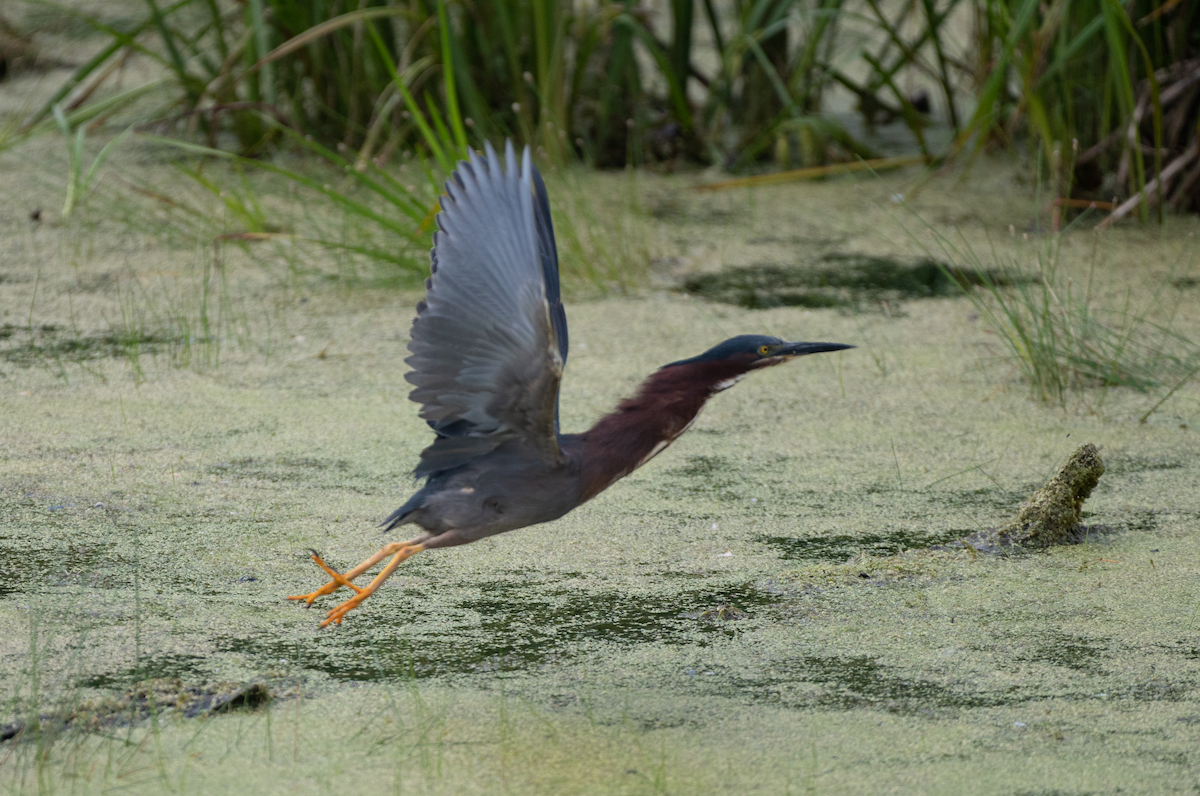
[
  {"x1": 287, "y1": 542, "x2": 425, "y2": 627},
  {"x1": 286, "y1": 550, "x2": 364, "y2": 606}
]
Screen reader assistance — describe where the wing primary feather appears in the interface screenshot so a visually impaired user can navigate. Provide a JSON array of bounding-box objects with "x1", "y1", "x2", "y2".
[
  {"x1": 405, "y1": 140, "x2": 569, "y2": 476},
  {"x1": 530, "y1": 163, "x2": 567, "y2": 366}
]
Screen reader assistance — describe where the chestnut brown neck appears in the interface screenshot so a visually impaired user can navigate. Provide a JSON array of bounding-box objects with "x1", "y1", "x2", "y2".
[{"x1": 574, "y1": 357, "x2": 753, "y2": 502}]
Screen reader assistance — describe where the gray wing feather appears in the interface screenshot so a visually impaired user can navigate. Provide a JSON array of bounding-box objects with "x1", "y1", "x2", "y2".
[{"x1": 406, "y1": 141, "x2": 565, "y2": 477}]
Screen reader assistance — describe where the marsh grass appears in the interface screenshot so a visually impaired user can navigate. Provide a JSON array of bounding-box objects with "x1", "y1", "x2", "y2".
[
  {"x1": 168, "y1": 250, "x2": 278, "y2": 373},
  {"x1": 125, "y1": 12, "x2": 654, "y2": 295},
  {"x1": 0, "y1": 78, "x2": 158, "y2": 157},
  {"x1": 52, "y1": 109, "x2": 132, "y2": 220},
  {"x1": 919, "y1": 217, "x2": 1200, "y2": 410},
  {"x1": 2, "y1": 602, "x2": 99, "y2": 791},
  {"x1": 3, "y1": 0, "x2": 982, "y2": 168},
  {"x1": 1, "y1": 648, "x2": 685, "y2": 796},
  {"x1": 48, "y1": 128, "x2": 652, "y2": 386},
  {"x1": 139, "y1": 130, "x2": 439, "y2": 276},
  {"x1": 7, "y1": 0, "x2": 1197, "y2": 224},
  {"x1": 109, "y1": 257, "x2": 228, "y2": 381},
  {"x1": 547, "y1": 167, "x2": 652, "y2": 294},
  {"x1": 123, "y1": 132, "x2": 652, "y2": 297},
  {"x1": 2, "y1": 215, "x2": 275, "y2": 384}
]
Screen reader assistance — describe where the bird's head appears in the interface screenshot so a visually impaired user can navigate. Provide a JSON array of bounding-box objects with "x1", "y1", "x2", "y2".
[{"x1": 664, "y1": 334, "x2": 854, "y2": 373}]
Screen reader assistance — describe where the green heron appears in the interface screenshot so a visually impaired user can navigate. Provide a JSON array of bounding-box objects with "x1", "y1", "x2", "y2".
[{"x1": 289, "y1": 141, "x2": 853, "y2": 626}]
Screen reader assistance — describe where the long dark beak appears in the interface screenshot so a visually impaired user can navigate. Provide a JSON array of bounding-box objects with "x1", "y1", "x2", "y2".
[{"x1": 777, "y1": 341, "x2": 855, "y2": 357}]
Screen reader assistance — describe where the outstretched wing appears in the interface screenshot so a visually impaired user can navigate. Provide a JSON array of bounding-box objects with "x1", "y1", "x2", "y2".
[{"x1": 405, "y1": 141, "x2": 567, "y2": 478}]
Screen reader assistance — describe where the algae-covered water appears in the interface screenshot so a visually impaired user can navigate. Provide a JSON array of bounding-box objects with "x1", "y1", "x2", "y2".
[{"x1": 2, "y1": 129, "x2": 1200, "y2": 793}]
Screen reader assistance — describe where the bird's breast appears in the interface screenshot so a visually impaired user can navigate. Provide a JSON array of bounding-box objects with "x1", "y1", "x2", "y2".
[
  {"x1": 637, "y1": 439, "x2": 671, "y2": 468},
  {"x1": 711, "y1": 373, "x2": 747, "y2": 392}
]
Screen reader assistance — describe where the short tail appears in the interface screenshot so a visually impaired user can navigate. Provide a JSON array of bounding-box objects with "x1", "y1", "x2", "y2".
[
  {"x1": 383, "y1": 473, "x2": 445, "y2": 532},
  {"x1": 379, "y1": 505, "x2": 416, "y2": 532}
]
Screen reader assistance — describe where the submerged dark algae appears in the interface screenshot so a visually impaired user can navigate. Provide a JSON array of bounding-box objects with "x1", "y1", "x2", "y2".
[
  {"x1": 0, "y1": 528, "x2": 125, "y2": 597},
  {"x1": 76, "y1": 654, "x2": 214, "y2": 689},
  {"x1": 1018, "y1": 632, "x2": 1109, "y2": 672},
  {"x1": 717, "y1": 654, "x2": 1007, "y2": 713},
  {"x1": 759, "y1": 529, "x2": 967, "y2": 560},
  {"x1": 223, "y1": 581, "x2": 780, "y2": 682},
  {"x1": 0, "y1": 323, "x2": 188, "y2": 366},
  {"x1": 681, "y1": 253, "x2": 1034, "y2": 310}
]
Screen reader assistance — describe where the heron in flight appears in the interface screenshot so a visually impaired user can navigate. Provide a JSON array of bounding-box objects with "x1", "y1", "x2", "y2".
[{"x1": 289, "y1": 141, "x2": 852, "y2": 626}]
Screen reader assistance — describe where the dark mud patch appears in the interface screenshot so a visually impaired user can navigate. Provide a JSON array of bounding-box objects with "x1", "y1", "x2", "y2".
[
  {"x1": 758, "y1": 530, "x2": 967, "y2": 561},
  {"x1": 222, "y1": 582, "x2": 780, "y2": 682},
  {"x1": 0, "y1": 323, "x2": 185, "y2": 366},
  {"x1": 681, "y1": 254, "x2": 1031, "y2": 311},
  {"x1": 647, "y1": 192, "x2": 744, "y2": 225}
]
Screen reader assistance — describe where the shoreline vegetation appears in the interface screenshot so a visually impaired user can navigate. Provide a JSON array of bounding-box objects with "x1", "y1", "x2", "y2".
[{"x1": 1, "y1": 0, "x2": 1198, "y2": 207}]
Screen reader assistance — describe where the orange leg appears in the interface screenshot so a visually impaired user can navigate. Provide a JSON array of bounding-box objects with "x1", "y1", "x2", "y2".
[
  {"x1": 287, "y1": 542, "x2": 427, "y2": 627},
  {"x1": 286, "y1": 548, "x2": 388, "y2": 606}
]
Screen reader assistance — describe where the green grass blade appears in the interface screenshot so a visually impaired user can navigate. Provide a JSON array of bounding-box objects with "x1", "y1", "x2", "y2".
[
  {"x1": 424, "y1": 93, "x2": 456, "y2": 157},
  {"x1": 247, "y1": 0, "x2": 275, "y2": 105},
  {"x1": 436, "y1": 0, "x2": 469, "y2": 154},
  {"x1": 80, "y1": 126, "x2": 136, "y2": 199},
  {"x1": 1103, "y1": 0, "x2": 1163, "y2": 222},
  {"x1": 143, "y1": 0, "x2": 193, "y2": 96},
  {"x1": 138, "y1": 133, "x2": 416, "y2": 237},
  {"x1": 617, "y1": 15, "x2": 694, "y2": 130},
  {"x1": 364, "y1": 20, "x2": 451, "y2": 172}
]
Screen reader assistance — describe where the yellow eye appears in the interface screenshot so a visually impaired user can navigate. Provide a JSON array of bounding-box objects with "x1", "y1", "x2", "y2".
[{"x1": 758, "y1": 345, "x2": 771, "y2": 355}]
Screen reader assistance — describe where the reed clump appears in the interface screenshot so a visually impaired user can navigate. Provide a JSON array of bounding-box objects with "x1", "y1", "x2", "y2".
[
  {"x1": 5, "y1": 0, "x2": 1191, "y2": 193},
  {"x1": 919, "y1": 215, "x2": 1200, "y2": 410}
]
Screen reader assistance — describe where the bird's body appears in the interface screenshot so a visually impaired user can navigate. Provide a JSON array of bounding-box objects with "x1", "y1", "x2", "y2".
[
  {"x1": 289, "y1": 142, "x2": 852, "y2": 626},
  {"x1": 380, "y1": 437, "x2": 583, "y2": 547},
  {"x1": 380, "y1": 349, "x2": 759, "y2": 546}
]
